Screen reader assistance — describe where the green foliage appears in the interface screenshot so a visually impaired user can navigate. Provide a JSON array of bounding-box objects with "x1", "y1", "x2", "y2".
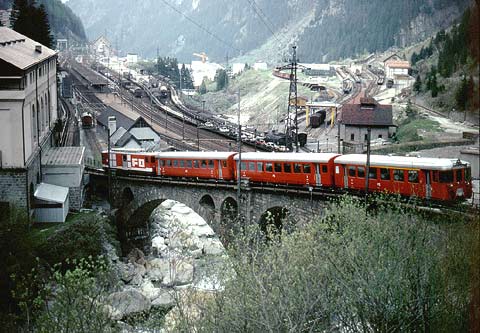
[
  {"x1": 173, "y1": 197, "x2": 478, "y2": 331},
  {"x1": 11, "y1": 0, "x2": 53, "y2": 48},
  {"x1": 214, "y1": 68, "x2": 228, "y2": 91},
  {"x1": 33, "y1": 257, "x2": 115, "y2": 332},
  {"x1": 455, "y1": 75, "x2": 468, "y2": 110},
  {"x1": 413, "y1": 74, "x2": 422, "y2": 92},
  {"x1": 199, "y1": 78, "x2": 207, "y2": 95},
  {"x1": 180, "y1": 63, "x2": 194, "y2": 89},
  {"x1": 156, "y1": 57, "x2": 180, "y2": 87},
  {"x1": 396, "y1": 117, "x2": 440, "y2": 142}
]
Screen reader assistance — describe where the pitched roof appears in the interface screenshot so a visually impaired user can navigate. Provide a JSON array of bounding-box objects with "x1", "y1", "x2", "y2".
[
  {"x1": 385, "y1": 60, "x2": 410, "y2": 69},
  {"x1": 96, "y1": 107, "x2": 135, "y2": 130},
  {"x1": 340, "y1": 98, "x2": 393, "y2": 127},
  {"x1": 0, "y1": 27, "x2": 56, "y2": 70}
]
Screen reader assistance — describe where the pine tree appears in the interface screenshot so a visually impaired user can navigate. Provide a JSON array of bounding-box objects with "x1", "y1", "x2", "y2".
[
  {"x1": 199, "y1": 79, "x2": 207, "y2": 95},
  {"x1": 11, "y1": 0, "x2": 53, "y2": 48},
  {"x1": 214, "y1": 69, "x2": 227, "y2": 91},
  {"x1": 413, "y1": 75, "x2": 422, "y2": 93},
  {"x1": 455, "y1": 75, "x2": 468, "y2": 110},
  {"x1": 34, "y1": 4, "x2": 53, "y2": 48}
]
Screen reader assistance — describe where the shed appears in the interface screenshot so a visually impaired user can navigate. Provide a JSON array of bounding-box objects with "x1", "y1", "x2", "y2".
[{"x1": 34, "y1": 183, "x2": 69, "y2": 223}]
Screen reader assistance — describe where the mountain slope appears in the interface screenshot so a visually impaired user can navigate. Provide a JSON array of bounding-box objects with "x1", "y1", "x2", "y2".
[
  {"x1": 0, "y1": 0, "x2": 86, "y2": 42},
  {"x1": 66, "y1": 0, "x2": 470, "y2": 62}
]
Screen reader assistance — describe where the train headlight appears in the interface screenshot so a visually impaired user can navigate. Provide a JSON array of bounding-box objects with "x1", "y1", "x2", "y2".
[{"x1": 456, "y1": 188, "x2": 464, "y2": 197}]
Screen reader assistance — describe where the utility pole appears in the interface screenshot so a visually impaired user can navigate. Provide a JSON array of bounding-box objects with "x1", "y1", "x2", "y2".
[
  {"x1": 199, "y1": 101, "x2": 205, "y2": 151},
  {"x1": 285, "y1": 45, "x2": 299, "y2": 152},
  {"x1": 337, "y1": 107, "x2": 341, "y2": 154},
  {"x1": 107, "y1": 127, "x2": 111, "y2": 205},
  {"x1": 365, "y1": 127, "x2": 371, "y2": 201},
  {"x1": 237, "y1": 89, "x2": 242, "y2": 220}
]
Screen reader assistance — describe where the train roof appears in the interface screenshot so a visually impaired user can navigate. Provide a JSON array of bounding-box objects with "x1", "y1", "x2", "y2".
[
  {"x1": 235, "y1": 152, "x2": 340, "y2": 163},
  {"x1": 102, "y1": 149, "x2": 159, "y2": 156},
  {"x1": 334, "y1": 154, "x2": 470, "y2": 170},
  {"x1": 158, "y1": 151, "x2": 236, "y2": 159}
]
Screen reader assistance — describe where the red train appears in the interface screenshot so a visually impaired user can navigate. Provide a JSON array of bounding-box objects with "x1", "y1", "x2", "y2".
[{"x1": 101, "y1": 150, "x2": 473, "y2": 202}]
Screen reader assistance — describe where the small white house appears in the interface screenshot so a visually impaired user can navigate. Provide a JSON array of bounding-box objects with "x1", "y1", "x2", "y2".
[{"x1": 34, "y1": 183, "x2": 69, "y2": 223}]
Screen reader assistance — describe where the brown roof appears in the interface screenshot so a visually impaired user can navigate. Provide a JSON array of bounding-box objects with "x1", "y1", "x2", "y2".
[
  {"x1": 0, "y1": 27, "x2": 56, "y2": 70},
  {"x1": 340, "y1": 98, "x2": 393, "y2": 127},
  {"x1": 385, "y1": 60, "x2": 410, "y2": 69}
]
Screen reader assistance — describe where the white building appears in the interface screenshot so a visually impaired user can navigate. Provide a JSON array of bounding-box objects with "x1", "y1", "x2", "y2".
[
  {"x1": 253, "y1": 62, "x2": 268, "y2": 71},
  {"x1": 0, "y1": 27, "x2": 59, "y2": 213},
  {"x1": 190, "y1": 60, "x2": 224, "y2": 87},
  {"x1": 126, "y1": 53, "x2": 138, "y2": 65},
  {"x1": 384, "y1": 60, "x2": 410, "y2": 79},
  {"x1": 91, "y1": 35, "x2": 112, "y2": 58}
]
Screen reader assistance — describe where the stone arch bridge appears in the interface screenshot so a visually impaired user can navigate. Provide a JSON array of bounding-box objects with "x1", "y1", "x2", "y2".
[{"x1": 88, "y1": 172, "x2": 334, "y2": 240}]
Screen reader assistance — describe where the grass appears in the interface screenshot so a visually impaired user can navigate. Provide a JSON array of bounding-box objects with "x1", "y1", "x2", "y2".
[{"x1": 396, "y1": 117, "x2": 441, "y2": 142}]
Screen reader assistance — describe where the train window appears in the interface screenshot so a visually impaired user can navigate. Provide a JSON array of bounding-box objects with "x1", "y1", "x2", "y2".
[
  {"x1": 357, "y1": 167, "x2": 365, "y2": 178},
  {"x1": 348, "y1": 166, "x2": 356, "y2": 177},
  {"x1": 321, "y1": 165, "x2": 328, "y2": 173},
  {"x1": 368, "y1": 167, "x2": 377, "y2": 179},
  {"x1": 257, "y1": 162, "x2": 264, "y2": 172},
  {"x1": 466, "y1": 167, "x2": 471, "y2": 181},
  {"x1": 123, "y1": 155, "x2": 127, "y2": 162},
  {"x1": 408, "y1": 170, "x2": 419, "y2": 183},
  {"x1": 249, "y1": 162, "x2": 256, "y2": 171},
  {"x1": 186, "y1": 160, "x2": 192, "y2": 168},
  {"x1": 294, "y1": 163, "x2": 302, "y2": 173},
  {"x1": 173, "y1": 160, "x2": 178, "y2": 167},
  {"x1": 179, "y1": 160, "x2": 185, "y2": 167},
  {"x1": 241, "y1": 162, "x2": 247, "y2": 170},
  {"x1": 166, "y1": 160, "x2": 171, "y2": 167},
  {"x1": 439, "y1": 170, "x2": 453, "y2": 183},
  {"x1": 393, "y1": 169, "x2": 404, "y2": 182},
  {"x1": 275, "y1": 163, "x2": 282, "y2": 173},
  {"x1": 223, "y1": 161, "x2": 227, "y2": 168},
  {"x1": 455, "y1": 169, "x2": 462, "y2": 182},
  {"x1": 303, "y1": 164, "x2": 311, "y2": 173},
  {"x1": 266, "y1": 163, "x2": 273, "y2": 172},
  {"x1": 284, "y1": 163, "x2": 292, "y2": 173},
  {"x1": 193, "y1": 160, "x2": 199, "y2": 168},
  {"x1": 209, "y1": 160, "x2": 214, "y2": 168},
  {"x1": 201, "y1": 160, "x2": 207, "y2": 168},
  {"x1": 380, "y1": 168, "x2": 390, "y2": 180}
]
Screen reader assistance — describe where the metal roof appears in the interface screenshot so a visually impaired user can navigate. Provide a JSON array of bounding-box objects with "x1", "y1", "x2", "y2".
[
  {"x1": 0, "y1": 27, "x2": 56, "y2": 70},
  {"x1": 42, "y1": 147, "x2": 85, "y2": 166},
  {"x1": 110, "y1": 127, "x2": 128, "y2": 146},
  {"x1": 34, "y1": 183, "x2": 68, "y2": 204},
  {"x1": 159, "y1": 152, "x2": 237, "y2": 159},
  {"x1": 130, "y1": 127, "x2": 160, "y2": 141},
  {"x1": 334, "y1": 154, "x2": 470, "y2": 170},
  {"x1": 340, "y1": 99, "x2": 393, "y2": 126},
  {"x1": 236, "y1": 152, "x2": 340, "y2": 163}
]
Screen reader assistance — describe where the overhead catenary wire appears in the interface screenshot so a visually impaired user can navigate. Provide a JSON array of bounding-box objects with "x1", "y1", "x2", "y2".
[
  {"x1": 158, "y1": 0, "x2": 241, "y2": 53},
  {"x1": 244, "y1": 0, "x2": 282, "y2": 44}
]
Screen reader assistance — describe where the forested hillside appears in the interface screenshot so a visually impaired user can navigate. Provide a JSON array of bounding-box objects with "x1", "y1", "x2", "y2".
[
  {"x1": 67, "y1": 0, "x2": 470, "y2": 62},
  {"x1": 0, "y1": 0, "x2": 86, "y2": 42}
]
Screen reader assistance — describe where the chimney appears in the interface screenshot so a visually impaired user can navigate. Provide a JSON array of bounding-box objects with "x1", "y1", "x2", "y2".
[
  {"x1": 35, "y1": 45, "x2": 42, "y2": 53},
  {"x1": 108, "y1": 116, "x2": 117, "y2": 135}
]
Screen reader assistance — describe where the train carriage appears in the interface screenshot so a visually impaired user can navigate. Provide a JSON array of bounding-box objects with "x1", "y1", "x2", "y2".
[
  {"x1": 235, "y1": 152, "x2": 340, "y2": 187},
  {"x1": 333, "y1": 154, "x2": 472, "y2": 201},
  {"x1": 81, "y1": 112, "x2": 93, "y2": 128},
  {"x1": 158, "y1": 152, "x2": 236, "y2": 180},
  {"x1": 101, "y1": 150, "x2": 158, "y2": 174}
]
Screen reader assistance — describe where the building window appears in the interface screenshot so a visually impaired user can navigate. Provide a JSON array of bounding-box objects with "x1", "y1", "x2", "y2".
[
  {"x1": 364, "y1": 134, "x2": 368, "y2": 141},
  {"x1": 350, "y1": 133, "x2": 354, "y2": 141},
  {"x1": 378, "y1": 134, "x2": 382, "y2": 139}
]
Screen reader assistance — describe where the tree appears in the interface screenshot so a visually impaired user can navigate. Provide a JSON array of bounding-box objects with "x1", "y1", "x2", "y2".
[
  {"x1": 455, "y1": 75, "x2": 468, "y2": 110},
  {"x1": 413, "y1": 75, "x2": 422, "y2": 93},
  {"x1": 214, "y1": 68, "x2": 228, "y2": 91},
  {"x1": 180, "y1": 64, "x2": 194, "y2": 89},
  {"x1": 11, "y1": 0, "x2": 53, "y2": 48},
  {"x1": 199, "y1": 79, "x2": 207, "y2": 95}
]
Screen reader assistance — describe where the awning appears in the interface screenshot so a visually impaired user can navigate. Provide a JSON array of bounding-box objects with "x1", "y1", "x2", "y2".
[{"x1": 34, "y1": 183, "x2": 68, "y2": 204}]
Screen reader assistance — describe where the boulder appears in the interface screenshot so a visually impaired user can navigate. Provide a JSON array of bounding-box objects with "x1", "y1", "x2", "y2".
[
  {"x1": 162, "y1": 261, "x2": 194, "y2": 286},
  {"x1": 203, "y1": 239, "x2": 225, "y2": 256},
  {"x1": 147, "y1": 258, "x2": 171, "y2": 282},
  {"x1": 106, "y1": 289, "x2": 151, "y2": 320},
  {"x1": 152, "y1": 290, "x2": 175, "y2": 308},
  {"x1": 127, "y1": 248, "x2": 147, "y2": 267},
  {"x1": 117, "y1": 262, "x2": 136, "y2": 284}
]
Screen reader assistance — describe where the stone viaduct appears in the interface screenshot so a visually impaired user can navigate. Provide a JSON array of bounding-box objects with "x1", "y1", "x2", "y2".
[{"x1": 89, "y1": 172, "x2": 335, "y2": 241}]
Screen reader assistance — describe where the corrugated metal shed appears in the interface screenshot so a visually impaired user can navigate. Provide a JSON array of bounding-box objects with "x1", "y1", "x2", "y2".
[
  {"x1": 42, "y1": 147, "x2": 85, "y2": 166},
  {"x1": 34, "y1": 183, "x2": 69, "y2": 223},
  {"x1": 34, "y1": 182, "x2": 68, "y2": 203}
]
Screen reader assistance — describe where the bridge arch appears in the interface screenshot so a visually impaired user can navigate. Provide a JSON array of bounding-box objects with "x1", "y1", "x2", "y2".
[{"x1": 198, "y1": 194, "x2": 215, "y2": 224}]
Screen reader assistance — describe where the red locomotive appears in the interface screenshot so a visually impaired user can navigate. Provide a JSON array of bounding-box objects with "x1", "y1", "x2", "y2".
[{"x1": 101, "y1": 150, "x2": 473, "y2": 202}]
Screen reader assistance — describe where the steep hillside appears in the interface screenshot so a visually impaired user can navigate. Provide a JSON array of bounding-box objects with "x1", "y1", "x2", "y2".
[
  {"x1": 66, "y1": 0, "x2": 470, "y2": 62},
  {"x1": 0, "y1": 0, "x2": 86, "y2": 42}
]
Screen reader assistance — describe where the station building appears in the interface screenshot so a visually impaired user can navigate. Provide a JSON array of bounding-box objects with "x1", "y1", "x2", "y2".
[{"x1": 0, "y1": 28, "x2": 85, "y2": 220}]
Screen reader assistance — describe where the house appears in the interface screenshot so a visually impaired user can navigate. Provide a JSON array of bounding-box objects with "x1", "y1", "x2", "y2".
[
  {"x1": 0, "y1": 9, "x2": 12, "y2": 27},
  {"x1": 384, "y1": 60, "x2": 410, "y2": 79},
  {"x1": 0, "y1": 27, "x2": 59, "y2": 214},
  {"x1": 302, "y1": 64, "x2": 334, "y2": 76},
  {"x1": 91, "y1": 35, "x2": 112, "y2": 58},
  {"x1": 339, "y1": 97, "x2": 395, "y2": 144}
]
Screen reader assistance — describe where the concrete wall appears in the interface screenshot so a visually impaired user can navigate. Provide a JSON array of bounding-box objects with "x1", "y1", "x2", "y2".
[{"x1": 341, "y1": 124, "x2": 390, "y2": 143}]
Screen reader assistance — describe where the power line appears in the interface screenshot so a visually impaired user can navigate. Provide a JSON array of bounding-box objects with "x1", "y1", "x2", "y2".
[
  {"x1": 158, "y1": 0, "x2": 241, "y2": 53},
  {"x1": 245, "y1": 0, "x2": 282, "y2": 44}
]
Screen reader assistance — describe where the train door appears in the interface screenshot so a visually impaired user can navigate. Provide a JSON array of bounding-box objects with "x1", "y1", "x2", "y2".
[
  {"x1": 424, "y1": 170, "x2": 431, "y2": 200},
  {"x1": 109, "y1": 153, "x2": 117, "y2": 167},
  {"x1": 315, "y1": 164, "x2": 321, "y2": 187},
  {"x1": 218, "y1": 160, "x2": 223, "y2": 180},
  {"x1": 343, "y1": 166, "x2": 348, "y2": 189}
]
